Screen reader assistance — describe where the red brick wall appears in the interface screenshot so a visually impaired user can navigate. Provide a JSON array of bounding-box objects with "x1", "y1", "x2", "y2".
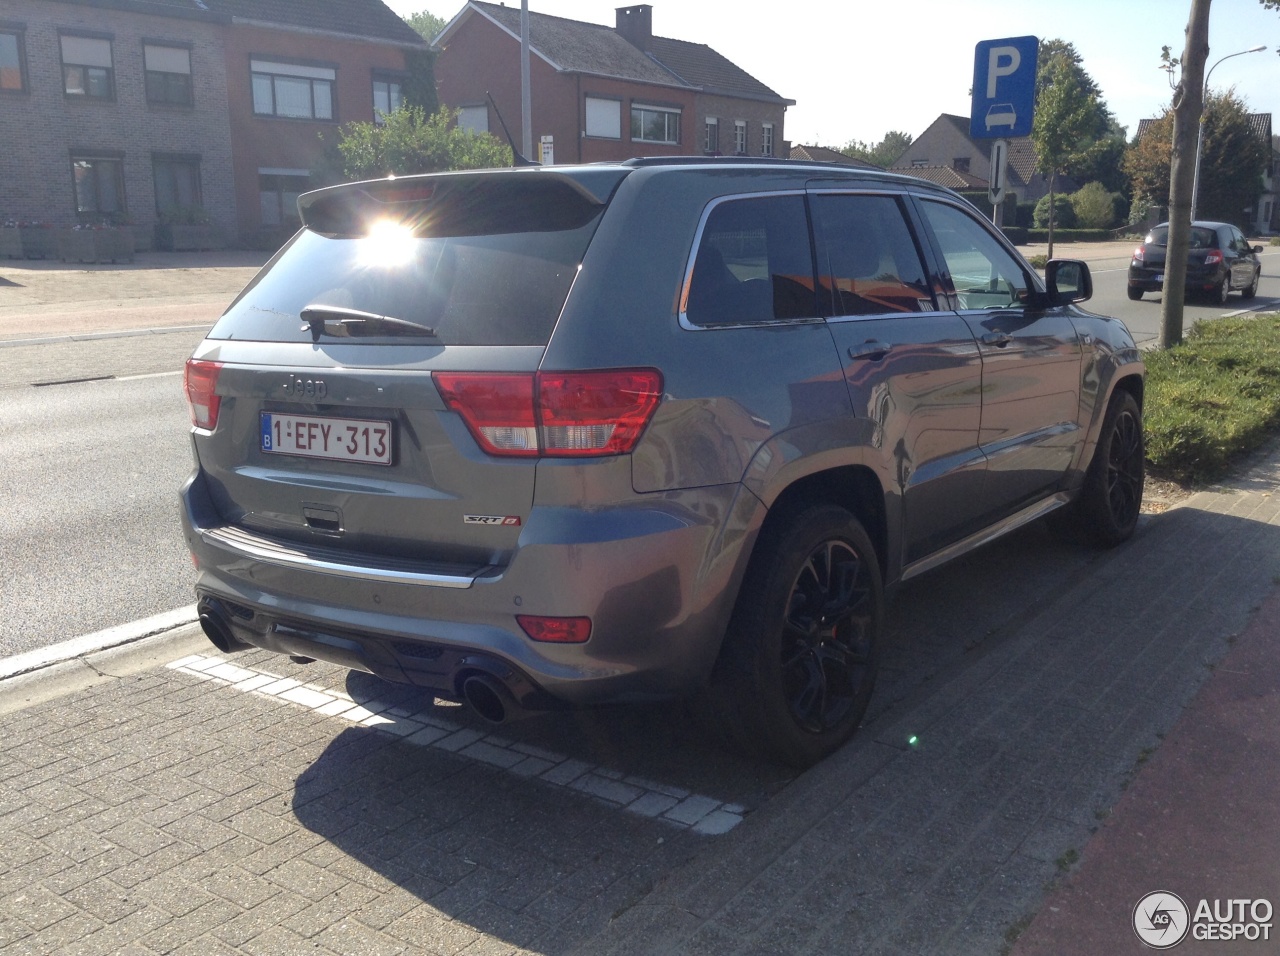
[
  {"x1": 434, "y1": 14, "x2": 696, "y2": 165},
  {"x1": 221, "y1": 24, "x2": 412, "y2": 238}
]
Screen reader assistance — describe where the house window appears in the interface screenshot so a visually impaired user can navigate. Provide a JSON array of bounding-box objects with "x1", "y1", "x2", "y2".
[
  {"x1": 704, "y1": 117, "x2": 718, "y2": 154},
  {"x1": 458, "y1": 104, "x2": 488, "y2": 134},
  {"x1": 631, "y1": 104, "x2": 680, "y2": 145},
  {"x1": 372, "y1": 75, "x2": 402, "y2": 123},
  {"x1": 761, "y1": 123, "x2": 774, "y2": 157},
  {"x1": 251, "y1": 59, "x2": 334, "y2": 120},
  {"x1": 71, "y1": 155, "x2": 126, "y2": 219},
  {"x1": 61, "y1": 35, "x2": 114, "y2": 100},
  {"x1": 153, "y1": 154, "x2": 202, "y2": 216},
  {"x1": 144, "y1": 43, "x2": 192, "y2": 107},
  {"x1": 734, "y1": 120, "x2": 747, "y2": 155},
  {"x1": 259, "y1": 169, "x2": 308, "y2": 226},
  {"x1": 952, "y1": 157, "x2": 970, "y2": 173},
  {"x1": 585, "y1": 96, "x2": 621, "y2": 139},
  {"x1": 1, "y1": 28, "x2": 28, "y2": 93},
  {"x1": 911, "y1": 159, "x2": 929, "y2": 168}
]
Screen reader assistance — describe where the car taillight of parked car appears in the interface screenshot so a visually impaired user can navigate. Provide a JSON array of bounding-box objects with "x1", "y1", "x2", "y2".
[
  {"x1": 1132, "y1": 246, "x2": 1145, "y2": 263},
  {"x1": 184, "y1": 359, "x2": 224, "y2": 430},
  {"x1": 434, "y1": 369, "x2": 664, "y2": 458},
  {"x1": 1204, "y1": 250, "x2": 1223, "y2": 265}
]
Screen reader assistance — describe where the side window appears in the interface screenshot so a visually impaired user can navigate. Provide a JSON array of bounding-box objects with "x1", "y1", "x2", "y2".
[
  {"x1": 920, "y1": 200, "x2": 1031, "y2": 310},
  {"x1": 684, "y1": 195, "x2": 816, "y2": 327},
  {"x1": 811, "y1": 193, "x2": 935, "y2": 316}
]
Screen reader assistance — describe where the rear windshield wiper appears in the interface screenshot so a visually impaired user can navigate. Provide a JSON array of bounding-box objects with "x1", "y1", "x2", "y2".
[{"x1": 300, "y1": 305, "x2": 437, "y2": 342}]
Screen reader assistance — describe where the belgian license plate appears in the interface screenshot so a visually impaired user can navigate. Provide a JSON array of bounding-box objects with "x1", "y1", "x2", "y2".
[
  {"x1": 261, "y1": 413, "x2": 393, "y2": 465},
  {"x1": 1153, "y1": 273, "x2": 1164, "y2": 282}
]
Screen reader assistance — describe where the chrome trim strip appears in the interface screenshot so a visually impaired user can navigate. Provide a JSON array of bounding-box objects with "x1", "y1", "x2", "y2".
[
  {"x1": 900, "y1": 492, "x2": 1070, "y2": 583},
  {"x1": 201, "y1": 526, "x2": 483, "y2": 589}
]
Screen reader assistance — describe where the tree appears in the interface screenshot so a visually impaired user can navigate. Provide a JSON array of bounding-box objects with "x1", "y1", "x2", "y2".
[
  {"x1": 1122, "y1": 111, "x2": 1175, "y2": 208},
  {"x1": 1070, "y1": 181, "x2": 1122, "y2": 229},
  {"x1": 1159, "y1": 0, "x2": 1210, "y2": 349},
  {"x1": 333, "y1": 106, "x2": 512, "y2": 181},
  {"x1": 1031, "y1": 41, "x2": 1116, "y2": 257},
  {"x1": 840, "y1": 131, "x2": 913, "y2": 168},
  {"x1": 405, "y1": 10, "x2": 447, "y2": 41}
]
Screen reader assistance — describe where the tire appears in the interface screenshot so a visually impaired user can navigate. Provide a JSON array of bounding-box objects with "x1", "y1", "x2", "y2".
[
  {"x1": 1241, "y1": 268, "x2": 1259, "y2": 300},
  {"x1": 1214, "y1": 274, "x2": 1230, "y2": 306},
  {"x1": 1126, "y1": 285, "x2": 1143, "y2": 301},
  {"x1": 699, "y1": 504, "x2": 883, "y2": 768},
  {"x1": 1072, "y1": 391, "x2": 1144, "y2": 548}
]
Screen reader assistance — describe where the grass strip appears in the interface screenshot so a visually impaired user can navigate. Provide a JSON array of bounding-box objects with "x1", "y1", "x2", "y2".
[{"x1": 1144, "y1": 312, "x2": 1280, "y2": 485}]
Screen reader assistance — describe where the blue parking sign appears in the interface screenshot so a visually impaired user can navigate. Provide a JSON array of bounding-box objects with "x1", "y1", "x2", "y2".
[{"x1": 970, "y1": 36, "x2": 1038, "y2": 140}]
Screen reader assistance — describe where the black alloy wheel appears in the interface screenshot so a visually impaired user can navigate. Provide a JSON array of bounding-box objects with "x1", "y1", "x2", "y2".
[
  {"x1": 1215, "y1": 274, "x2": 1231, "y2": 306},
  {"x1": 1102, "y1": 397, "x2": 1144, "y2": 536},
  {"x1": 1242, "y1": 267, "x2": 1259, "y2": 300},
  {"x1": 781, "y1": 539, "x2": 876, "y2": 735}
]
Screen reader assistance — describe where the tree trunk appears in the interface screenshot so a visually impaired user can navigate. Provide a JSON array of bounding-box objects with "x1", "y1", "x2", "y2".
[{"x1": 1161, "y1": 0, "x2": 1212, "y2": 349}]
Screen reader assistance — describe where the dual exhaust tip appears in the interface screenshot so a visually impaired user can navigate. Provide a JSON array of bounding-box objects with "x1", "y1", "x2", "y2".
[{"x1": 197, "y1": 599, "x2": 529, "y2": 725}]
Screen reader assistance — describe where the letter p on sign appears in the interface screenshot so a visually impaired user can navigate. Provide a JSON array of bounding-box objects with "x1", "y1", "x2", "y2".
[{"x1": 987, "y1": 47, "x2": 1021, "y2": 98}]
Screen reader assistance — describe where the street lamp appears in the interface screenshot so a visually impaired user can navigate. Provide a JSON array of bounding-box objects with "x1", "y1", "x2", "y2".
[{"x1": 1190, "y1": 44, "x2": 1267, "y2": 221}]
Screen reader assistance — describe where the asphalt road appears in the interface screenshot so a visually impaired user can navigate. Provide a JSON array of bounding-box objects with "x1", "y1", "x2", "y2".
[{"x1": 0, "y1": 370, "x2": 196, "y2": 656}]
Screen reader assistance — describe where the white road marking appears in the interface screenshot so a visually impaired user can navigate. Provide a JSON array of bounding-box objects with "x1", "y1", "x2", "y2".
[
  {"x1": 168, "y1": 653, "x2": 746, "y2": 835},
  {"x1": 116, "y1": 370, "x2": 184, "y2": 381}
]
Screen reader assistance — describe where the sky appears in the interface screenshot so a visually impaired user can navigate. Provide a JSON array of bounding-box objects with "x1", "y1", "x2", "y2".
[{"x1": 383, "y1": 0, "x2": 1280, "y2": 150}]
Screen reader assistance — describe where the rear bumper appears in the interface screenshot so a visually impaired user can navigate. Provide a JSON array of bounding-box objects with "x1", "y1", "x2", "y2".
[
  {"x1": 179, "y1": 470, "x2": 763, "y2": 707},
  {"x1": 1128, "y1": 264, "x2": 1226, "y2": 291}
]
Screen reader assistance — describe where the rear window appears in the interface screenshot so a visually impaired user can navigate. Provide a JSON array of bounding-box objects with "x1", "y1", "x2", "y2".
[
  {"x1": 1146, "y1": 226, "x2": 1218, "y2": 249},
  {"x1": 209, "y1": 180, "x2": 605, "y2": 346}
]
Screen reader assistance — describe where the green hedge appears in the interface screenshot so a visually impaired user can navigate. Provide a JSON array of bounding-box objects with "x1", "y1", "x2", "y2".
[
  {"x1": 1000, "y1": 226, "x2": 1029, "y2": 244},
  {"x1": 1023, "y1": 228, "x2": 1114, "y2": 243}
]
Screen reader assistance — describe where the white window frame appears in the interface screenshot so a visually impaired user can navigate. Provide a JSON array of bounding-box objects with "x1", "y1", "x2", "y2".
[
  {"x1": 372, "y1": 75, "x2": 402, "y2": 123},
  {"x1": 734, "y1": 120, "x2": 747, "y2": 155},
  {"x1": 704, "y1": 116, "x2": 718, "y2": 154},
  {"x1": 631, "y1": 103, "x2": 680, "y2": 145},
  {"x1": 251, "y1": 59, "x2": 335, "y2": 120},
  {"x1": 585, "y1": 95, "x2": 621, "y2": 139},
  {"x1": 761, "y1": 122, "x2": 774, "y2": 157}
]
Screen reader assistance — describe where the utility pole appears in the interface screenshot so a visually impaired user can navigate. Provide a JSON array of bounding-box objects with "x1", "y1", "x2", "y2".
[
  {"x1": 1160, "y1": 0, "x2": 1211, "y2": 349},
  {"x1": 520, "y1": 0, "x2": 532, "y2": 160}
]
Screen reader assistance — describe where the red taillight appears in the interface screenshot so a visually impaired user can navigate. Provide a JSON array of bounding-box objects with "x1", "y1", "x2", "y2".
[
  {"x1": 434, "y1": 369, "x2": 663, "y2": 458},
  {"x1": 1204, "y1": 249, "x2": 1223, "y2": 265},
  {"x1": 433, "y1": 372, "x2": 538, "y2": 456},
  {"x1": 184, "y1": 359, "x2": 223, "y2": 430},
  {"x1": 517, "y1": 615, "x2": 592, "y2": 643},
  {"x1": 1132, "y1": 246, "x2": 1145, "y2": 263}
]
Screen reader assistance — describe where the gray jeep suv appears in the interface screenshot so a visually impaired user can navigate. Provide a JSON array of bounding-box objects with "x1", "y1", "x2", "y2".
[{"x1": 181, "y1": 158, "x2": 1144, "y2": 766}]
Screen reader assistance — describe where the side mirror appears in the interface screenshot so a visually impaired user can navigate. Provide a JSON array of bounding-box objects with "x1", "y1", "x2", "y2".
[
  {"x1": 1045, "y1": 259, "x2": 1092, "y2": 304},
  {"x1": 1253, "y1": 245, "x2": 1264, "y2": 254}
]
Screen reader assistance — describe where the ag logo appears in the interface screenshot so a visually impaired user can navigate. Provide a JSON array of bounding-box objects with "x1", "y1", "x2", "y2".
[{"x1": 1134, "y1": 891, "x2": 1190, "y2": 949}]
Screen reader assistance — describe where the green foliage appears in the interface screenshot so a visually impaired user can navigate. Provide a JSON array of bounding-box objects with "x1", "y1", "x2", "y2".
[
  {"x1": 1124, "y1": 90, "x2": 1268, "y2": 227},
  {"x1": 1023, "y1": 228, "x2": 1112, "y2": 242},
  {"x1": 405, "y1": 9, "x2": 448, "y2": 41},
  {"x1": 840, "y1": 131, "x2": 913, "y2": 168},
  {"x1": 402, "y1": 49, "x2": 439, "y2": 116},
  {"x1": 1034, "y1": 194, "x2": 1076, "y2": 228},
  {"x1": 1145, "y1": 314, "x2": 1280, "y2": 484},
  {"x1": 334, "y1": 106, "x2": 512, "y2": 181},
  {"x1": 1032, "y1": 40, "x2": 1120, "y2": 182},
  {"x1": 1070, "y1": 181, "x2": 1120, "y2": 229}
]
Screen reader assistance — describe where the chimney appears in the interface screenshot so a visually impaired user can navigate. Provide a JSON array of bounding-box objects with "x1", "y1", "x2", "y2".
[{"x1": 616, "y1": 5, "x2": 653, "y2": 52}]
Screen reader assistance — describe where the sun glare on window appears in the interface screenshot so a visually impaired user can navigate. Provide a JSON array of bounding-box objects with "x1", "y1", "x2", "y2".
[{"x1": 358, "y1": 220, "x2": 415, "y2": 267}]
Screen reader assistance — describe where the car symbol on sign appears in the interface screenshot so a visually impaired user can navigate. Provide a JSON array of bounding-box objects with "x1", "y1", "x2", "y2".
[{"x1": 985, "y1": 103, "x2": 1017, "y2": 131}]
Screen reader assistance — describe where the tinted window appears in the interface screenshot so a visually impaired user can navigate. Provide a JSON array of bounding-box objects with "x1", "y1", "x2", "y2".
[
  {"x1": 685, "y1": 194, "x2": 816, "y2": 326},
  {"x1": 1147, "y1": 225, "x2": 1218, "y2": 249},
  {"x1": 811, "y1": 193, "x2": 934, "y2": 316},
  {"x1": 920, "y1": 200, "x2": 1030, "y2": 310},
  {"x1": 210, "y1": 201, "x2": 602, "y2": 346}
]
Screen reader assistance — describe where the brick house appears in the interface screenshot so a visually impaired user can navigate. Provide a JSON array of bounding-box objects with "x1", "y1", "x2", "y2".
[
  {"x1": 432, "y1": 2, "x2": 793, "y2": 165},
  {"x1": 891, "y1": 113, "x2": 1059, "y2": 204},
  {"x1": 0, "y1": 0, "x2": 425, "y2": 247}
]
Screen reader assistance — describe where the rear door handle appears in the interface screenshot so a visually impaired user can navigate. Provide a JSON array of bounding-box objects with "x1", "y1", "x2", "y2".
[
  {"x1": 981, "y1": 331, "x2": 1013, "y2": 347},
  {"x1": 849, "y1": 340, "x2": 892, "y2": 361}
]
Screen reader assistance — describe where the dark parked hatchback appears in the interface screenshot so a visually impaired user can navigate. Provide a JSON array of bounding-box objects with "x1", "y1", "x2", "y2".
[
  {"x1": 181, "y1": 158, "x2": 1145, "y2": 766},
  {"x1": 1127, "y1": 220, "x2": 1262, "y2": 303}
]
